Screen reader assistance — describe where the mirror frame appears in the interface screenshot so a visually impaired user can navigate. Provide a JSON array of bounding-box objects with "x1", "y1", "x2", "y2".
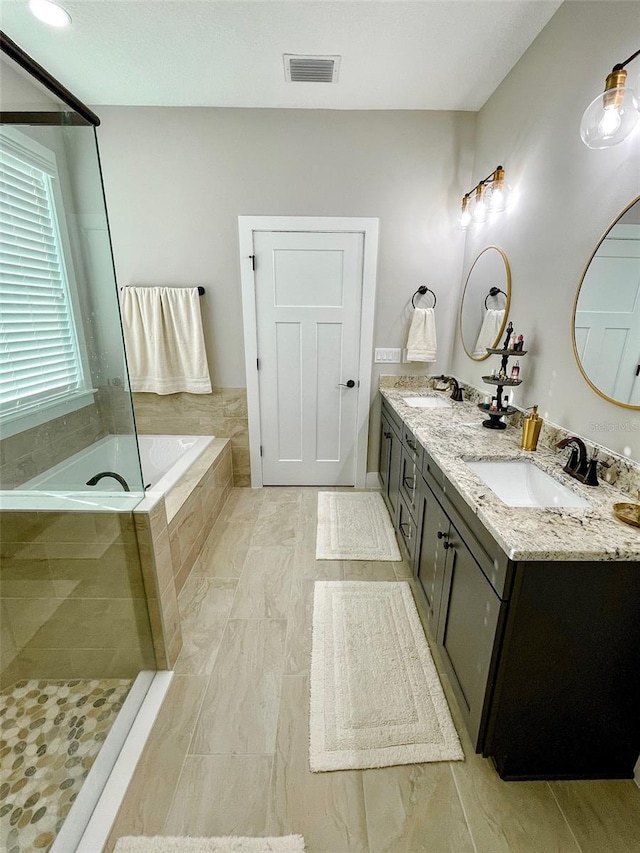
[
  {"x1": 459, "y1": 245, "x2": 512, "y2": 361},
  {"x1": 571, "y1": 194, "x2": 640, "y2": 411}
]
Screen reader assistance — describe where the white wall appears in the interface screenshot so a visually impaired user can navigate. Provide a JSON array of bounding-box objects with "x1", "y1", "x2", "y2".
[
  {"x1": 96, "y1": 107, "x2": 476, "y2": 393},
  {"x1": 450, "y1": 0, "x2": 640, "y2": 461}
]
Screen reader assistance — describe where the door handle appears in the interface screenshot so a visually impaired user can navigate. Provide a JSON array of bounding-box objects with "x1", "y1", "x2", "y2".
[{"x1": 339, "y1": 380, "x2": 356, "y2": 388}]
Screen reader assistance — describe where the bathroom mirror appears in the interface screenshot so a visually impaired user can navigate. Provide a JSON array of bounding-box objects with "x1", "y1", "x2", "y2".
[
  {"x1": 459, "y1": 246, "x2": 511, "y2": 361},
  {"x1": 572, "y1": 196, "x2": 640, "y2": 410}
]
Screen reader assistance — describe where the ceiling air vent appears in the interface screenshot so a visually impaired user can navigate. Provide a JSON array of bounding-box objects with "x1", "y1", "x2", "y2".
[{"x1": 284, "y1": 54, "x2": 341, "y2": 83}]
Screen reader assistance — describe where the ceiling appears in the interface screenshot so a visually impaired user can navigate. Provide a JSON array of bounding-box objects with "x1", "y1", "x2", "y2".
[{"x1": 1, "y1": 0, "x2": 563, "y2": 110}]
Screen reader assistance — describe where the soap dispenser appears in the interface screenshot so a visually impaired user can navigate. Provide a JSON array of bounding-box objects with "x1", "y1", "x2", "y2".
[{"x1": 521, "y1": 405, "x2": 543, "y2": 451}]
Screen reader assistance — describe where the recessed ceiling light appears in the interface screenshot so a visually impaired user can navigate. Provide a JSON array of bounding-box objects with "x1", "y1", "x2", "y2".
[{"x1": 27, "y1": 0, "x2": 72, "y2": 28}]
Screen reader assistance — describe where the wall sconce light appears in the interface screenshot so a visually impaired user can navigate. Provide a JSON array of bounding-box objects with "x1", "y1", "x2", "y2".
[
  {"x1": 459, "y1": 166, "x2": 511, "y2": 229},
  {"x1": 580, "y1": 48, "x2": 640, "y2": 149}
]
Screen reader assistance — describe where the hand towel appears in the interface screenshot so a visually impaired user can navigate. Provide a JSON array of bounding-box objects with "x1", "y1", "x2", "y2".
[
  {"x1": 472, "y1": 309, "x2": 505, "y2": 357},
  {"x1": 406, "y1": 307, "x2": 437, "y2": 362},
  {"x1": 121, "y1": 286, "x2": 212, "y2": 394}
]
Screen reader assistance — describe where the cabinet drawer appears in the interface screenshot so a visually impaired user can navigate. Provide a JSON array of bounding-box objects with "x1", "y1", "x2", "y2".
[
  {"x1": 399, "y1": 446, "x2": 420, "y2": 520},
  {"x1": 402, "y1": 426, "x2": 423, "y2": 468},
  {"x1": 422, "y1": 447, "x2": 445, "y2": 489},
  {"x1": 397, "y1": 495, "x2": 417, "y2": 566}
]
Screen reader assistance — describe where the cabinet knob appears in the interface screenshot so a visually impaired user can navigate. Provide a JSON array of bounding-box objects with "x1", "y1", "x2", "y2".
[
  {"x1": 384, "y1": 431, "x2": 392, "y2": 439},
  {"x1": 403, "y1": 475, "x2": 415, "y2": 490},
  {"x1": 406, "y1": 438, "x2": 416, "y2": 451},
  {"x1": 443, "y1": 541, "x2": 453, "y2": 550},
  {"x1": 437, "y1": 530, "x2": 448, "y2": 540}
]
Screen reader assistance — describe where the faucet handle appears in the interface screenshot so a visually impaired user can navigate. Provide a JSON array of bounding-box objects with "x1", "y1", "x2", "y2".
[{"x1": 562, "y1": 447, "x2": 580, "y2": 475}]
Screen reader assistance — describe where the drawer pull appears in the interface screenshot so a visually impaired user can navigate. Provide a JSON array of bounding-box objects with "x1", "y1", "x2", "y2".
[
  {"x1": 384, "y1": 431, "x2": 392, "y2": 439},
  {"x1": 399, "y1": 522, "x2": 413, "y2": 540},
  {"x1": 403, "y1": 475, "x2": 415, "y2": 490},
  {"x1": 406, "y1": 438, "x2": 417, "y2": 451}
]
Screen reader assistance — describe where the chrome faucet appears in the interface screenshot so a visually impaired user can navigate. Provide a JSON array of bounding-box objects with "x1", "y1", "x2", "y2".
[
  {"x1": 555, "y1": 437, "x2": 600, "y2": 486},
  {"x1": 86, "y1": 471, "x2": 131, "y2": 491},
  {"x1": 437, "y1": 375, "x2": 464, "y2": 402}
]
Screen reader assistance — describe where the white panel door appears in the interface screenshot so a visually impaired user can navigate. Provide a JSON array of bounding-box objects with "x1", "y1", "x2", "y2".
[
  {"x1": 254, "y1": 230, "x2": 364, "y2": 485},
  {"x1": 575, "y1": 224, "x2": 640, "y2": 405}
]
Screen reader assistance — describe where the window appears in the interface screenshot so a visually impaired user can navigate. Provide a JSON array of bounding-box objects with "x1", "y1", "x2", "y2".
[{"x1": 0, "y1": 129, "x2": 90, "y2": 430}]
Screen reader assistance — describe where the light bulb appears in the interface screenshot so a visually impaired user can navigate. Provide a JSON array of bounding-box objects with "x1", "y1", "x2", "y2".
[
  {"x1": 472, "y1": 184, "x2": 487, "y2": 223},
  {"x1": 27, "y1": 0, "x2": 71, "y2": 27},
  {"x1": 580, "y1": 69, "x2": 640, "y2": 149},
  {"x1": 598, "y1": 106, "x2": 623, "y2": 137}
]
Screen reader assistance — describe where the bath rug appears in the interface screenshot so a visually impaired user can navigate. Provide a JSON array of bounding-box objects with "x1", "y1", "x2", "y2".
[
  {"x1": 114, "y1": 836, "x2": 305, "y2": 853},
  {"x1": 316, "y1": 491, "x2": 401, "y2": 560},
  {"x1": 310, "y1": 581, "x2": 464, "y2": 771}
]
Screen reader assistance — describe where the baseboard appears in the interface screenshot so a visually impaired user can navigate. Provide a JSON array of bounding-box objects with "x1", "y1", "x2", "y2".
[{"x1": 366, "y1": 471, "x2": 382, "y2": 489}]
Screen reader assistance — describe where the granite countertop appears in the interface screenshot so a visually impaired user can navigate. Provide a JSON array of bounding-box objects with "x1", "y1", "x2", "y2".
[{"x1": 380, "y1": 385, "x2": 640, "y2": 562}]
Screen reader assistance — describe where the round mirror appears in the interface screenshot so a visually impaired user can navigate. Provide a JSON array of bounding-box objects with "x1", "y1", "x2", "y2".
[
  {"x1": 459, "y1": 246, "x2": 511, "y2": 361},
  {"x1": 572, "y1": 196, "x2": 640, "y2": 410}
]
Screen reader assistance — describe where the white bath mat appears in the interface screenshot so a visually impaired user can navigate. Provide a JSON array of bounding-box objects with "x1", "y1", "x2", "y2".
[
  {"x1": 316, "y1": 491, "x2": 401, "y2": 561},
  {"x1": 310, "y1": 581, "x2": 464, "y2": 771},
  {"x1": 114, "y1": 837, "x2": 305, "y2": 853}
]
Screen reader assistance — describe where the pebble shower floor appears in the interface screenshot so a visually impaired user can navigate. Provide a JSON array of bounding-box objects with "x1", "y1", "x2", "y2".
[{"x1": 0, "y1": 678, "x2": 133, "y2": 852}]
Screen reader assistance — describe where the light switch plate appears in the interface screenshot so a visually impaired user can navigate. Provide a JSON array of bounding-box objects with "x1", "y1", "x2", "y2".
[{"x1": 374, "y1": 348, "x2": 401, "y2": 363}]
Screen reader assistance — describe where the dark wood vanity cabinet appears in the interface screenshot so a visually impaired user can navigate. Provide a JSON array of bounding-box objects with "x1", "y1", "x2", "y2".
[
  {"x1": 415, "y1": 469, "x2": 505, "y2": 749},
  {"x1": 379, "y1": 396, "x2": 640, "y2": 781}
]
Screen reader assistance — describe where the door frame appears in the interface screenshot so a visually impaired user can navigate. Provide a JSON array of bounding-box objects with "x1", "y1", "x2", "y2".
[{"x1": 238, "y1": 215, "x2": 379, "y2": 488}]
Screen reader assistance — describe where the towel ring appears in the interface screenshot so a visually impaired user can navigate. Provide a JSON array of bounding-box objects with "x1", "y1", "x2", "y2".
[
  {"x1": 484, "y1": 287, "x2": 506, "y2": 309},
  {"x1": 411, "y1": 285, "x2": 437, "y2": 309}
]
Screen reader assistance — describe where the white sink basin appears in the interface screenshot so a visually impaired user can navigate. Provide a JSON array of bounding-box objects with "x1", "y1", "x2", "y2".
[
  {"x1": 465, "y1": 459, "x2": 591, "y2": 508},
  {"x1": 402, "y1": 396, "x2": 452, "y2": 408}
]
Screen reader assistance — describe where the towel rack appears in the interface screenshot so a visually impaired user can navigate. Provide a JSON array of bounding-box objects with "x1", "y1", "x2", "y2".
[
  {"x1": 484, "y1": 287, "x2": 506, "y2": 308},
  {"x1": 120, "y1": 286, "x2": 205, "y2": 296},
  {"x1": 411, "y1": 285, "x2": 437, "y2": 309}
]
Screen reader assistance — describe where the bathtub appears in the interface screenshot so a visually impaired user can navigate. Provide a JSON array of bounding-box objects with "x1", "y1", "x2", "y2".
[{"x1": 3, "y1": 434, "x2": 214, "y2": 511}]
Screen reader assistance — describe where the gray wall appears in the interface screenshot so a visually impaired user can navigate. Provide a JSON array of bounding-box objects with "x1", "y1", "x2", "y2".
[
  {"x1": 96, "y1": 107, "x2": 476, "y2": 394},
  {"x1": 450, "y1": 0, "x2": 640, "y2": 461}
]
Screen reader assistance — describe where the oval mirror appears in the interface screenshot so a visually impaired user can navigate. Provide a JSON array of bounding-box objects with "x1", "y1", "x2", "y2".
[
  {"x1": 572, "y1": 196, "x2": 640, "y2": 410},
  {"x1": 459, "y1": 246, "x2": 511, "y2": 361}
]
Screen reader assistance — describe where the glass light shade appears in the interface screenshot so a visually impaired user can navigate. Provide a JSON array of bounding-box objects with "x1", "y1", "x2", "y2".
[
  {"x1": 27, "y1": 0, "x2": 71, "y2": 27},
  {"x1": 488, "y1": 175, "x2": 511, "y2": 213},
  {"x1": 580, "y1": 84, "x2": 640, "y2": 149},
  {"x1": 472, "y1": 185, "x2": 487, "y2": 223},
  {"x1": 459, "y1": 196, "x2": 472, "y2": 229}
]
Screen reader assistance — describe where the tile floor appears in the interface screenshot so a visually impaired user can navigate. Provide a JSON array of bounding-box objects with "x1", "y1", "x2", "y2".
[{"x1": 105, "y1": 487, "x2": 640, "y2": 853}]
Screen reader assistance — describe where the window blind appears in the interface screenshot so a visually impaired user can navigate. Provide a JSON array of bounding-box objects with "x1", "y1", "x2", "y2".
[{"x1": 0, "y1": 147, "x2": 84, "y2": 418}]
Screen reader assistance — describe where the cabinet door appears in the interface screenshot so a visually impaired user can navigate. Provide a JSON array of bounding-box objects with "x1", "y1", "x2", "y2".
[
  {"x1": 416, "y1": 481, "x2": 449, "y2": 634},
  {"x1": 379, "y1": 410, "x2": 392, "y2": 501},
  {"x1": 438, "y1": 528, "x2": 502, "y2": 748}
]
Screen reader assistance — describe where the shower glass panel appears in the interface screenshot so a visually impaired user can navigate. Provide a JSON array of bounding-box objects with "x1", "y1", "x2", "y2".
[
  {"x1": 0, "y1": 105, "x2": 156, "y2": 853},
  {"x1": 0, "y1": 119, "x2": 144, "y2": 507}
]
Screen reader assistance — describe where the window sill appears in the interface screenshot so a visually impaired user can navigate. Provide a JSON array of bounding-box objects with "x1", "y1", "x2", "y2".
[{"x1": 0, "y1": 389, "x2": 98, "y2": 440}]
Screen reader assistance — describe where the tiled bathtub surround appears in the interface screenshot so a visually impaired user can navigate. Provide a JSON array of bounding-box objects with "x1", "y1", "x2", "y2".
[
  {"x1": 0, "y1": 511, "x2": 156, "y2": 689},
  {"x1": 0, "y1": 404, "x2": 104, "y2": 490},
  {"x1": 132, "y1": 389, "x2": 250, "y2": 486},
  {"x1": 134, "y1": 439, "x2": 233, "y2": 668},
  {"x1": 379, "y1": 375, "x2": 640, "y2": 498},
  {"x1": 0, "y1": 677, "x2": 132, "y2": 853}
]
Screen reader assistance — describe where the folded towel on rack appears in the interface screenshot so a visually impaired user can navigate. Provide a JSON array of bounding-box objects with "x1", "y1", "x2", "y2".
[
  {"x1": 472, "y1": 309, "x2": 505, "y2": 358},
  {"x1": 406, "y1": 307, "x2": 437, "y2": 362},
  {"x1": 121, "y1": 286, "x2": 212, "y2": 394}
]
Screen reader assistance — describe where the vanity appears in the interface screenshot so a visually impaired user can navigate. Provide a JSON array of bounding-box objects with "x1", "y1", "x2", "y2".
[{"x1": 379, "y1": 386, "x2": 640, "y2": 781}]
